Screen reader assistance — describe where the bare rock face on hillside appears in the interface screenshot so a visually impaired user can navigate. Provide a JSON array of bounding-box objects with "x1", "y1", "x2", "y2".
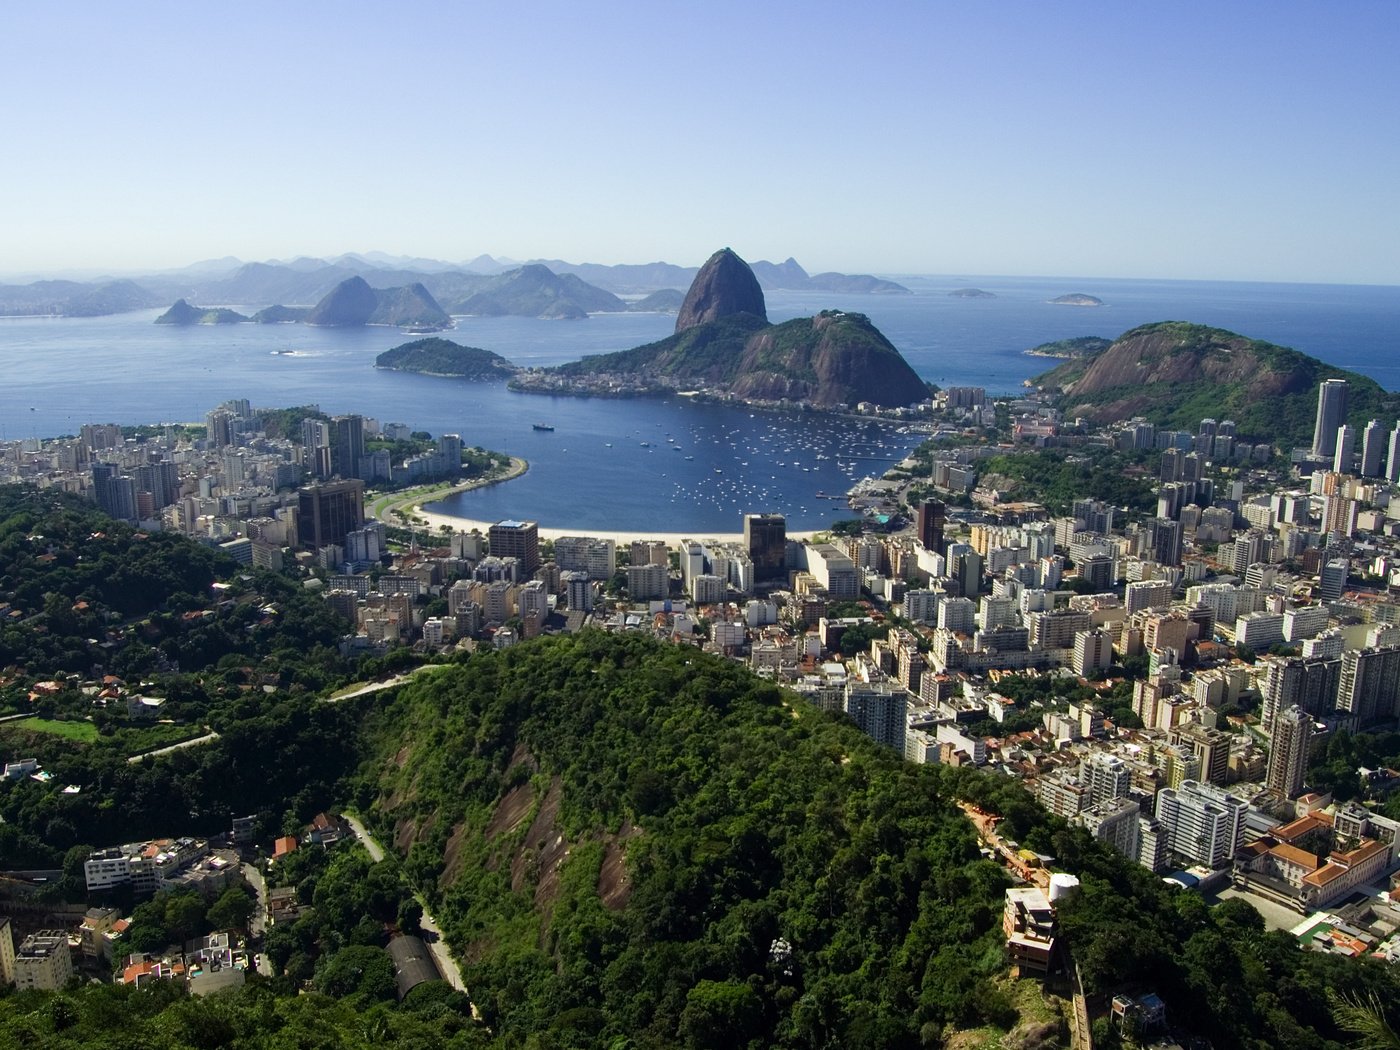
[{"x1": 675, "y1": 248, "x2": 768, "y2": 333}]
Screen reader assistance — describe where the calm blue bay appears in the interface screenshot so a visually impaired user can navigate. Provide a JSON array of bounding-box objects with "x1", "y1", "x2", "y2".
[{"x1": 1, "y1": 276, "x2": 1396, "y2": 532}]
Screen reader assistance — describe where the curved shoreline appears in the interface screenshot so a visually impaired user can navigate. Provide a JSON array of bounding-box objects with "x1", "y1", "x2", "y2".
[
  {"x1": 398, "y1": 461, "x2": 823, "y2": 545},
  {"x1": 367, "y1": 456, "x2": 529, "y2": 528}
]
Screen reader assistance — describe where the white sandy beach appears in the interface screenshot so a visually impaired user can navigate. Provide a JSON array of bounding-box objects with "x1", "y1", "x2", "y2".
[{"x1": 409, "y1": 504, "x2": 820, "y2": 547}]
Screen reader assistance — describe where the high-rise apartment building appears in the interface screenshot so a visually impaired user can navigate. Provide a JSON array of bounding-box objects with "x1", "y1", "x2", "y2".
[
  {"x1": 743, "y1": 513, "x2": 787, "y2": 581},
  {"x1": 1312, "y1": 379, "x2": 1348, "y2": 459},
  {"x1": 1337, "y1": 645, "x2": 1400, "y2": 726},
  {"x1": 1266, "y1": 705, "x2": 1312, "y2": 799},
  {"x1": 489, "y1": 520, "x2": 540, "y2": 576},
  {"x1": 1361, "y1": 419, "x2": 1386, "y2": 477},
  {"x1": 1154, "y1": 780, "x2": 1247, "y2": 869},
  {"x1": 1334, "y1": 424, "x2": 1356, "y2": 474},
  {"x1": 844, "y1": 681, "x2": 907, "y2": 751},
  {"x1": 917, "y1": 500, "x2": 946, "y2": 554},
  {"x1": 329, "y1": 414, "x2": 365, "y2": 480},
  {"x1": 12, "y1": 930, "x2": 72, "y2": 991},
  {"x1": 1083, "y1": 752, "x2": 1131, "y2": 806},
  {"x1": 296, "y1": 479, "x2": 365, "y2": 550}
]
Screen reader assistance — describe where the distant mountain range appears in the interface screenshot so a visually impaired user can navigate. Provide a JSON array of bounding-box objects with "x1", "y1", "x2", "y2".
[{"x1": 0, "y1": 251, "x2": 910, "y2": 320}]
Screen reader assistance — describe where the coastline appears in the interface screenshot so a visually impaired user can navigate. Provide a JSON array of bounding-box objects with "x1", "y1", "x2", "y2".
[
  {"x1": 378, "y1": 460, "x2": 823, "y2": 545},
  {"x1": 367, "y1": 456, "x2": 530, "y2": 527}
]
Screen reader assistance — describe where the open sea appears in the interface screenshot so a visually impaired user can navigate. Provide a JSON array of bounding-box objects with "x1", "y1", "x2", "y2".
[{"x1": 1, "y1": 275, "x2": 1396, "y2": 532}]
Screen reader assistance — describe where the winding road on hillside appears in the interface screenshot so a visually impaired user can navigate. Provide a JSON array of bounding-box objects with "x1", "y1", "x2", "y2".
[{"x1": 343, "y1": 812, "x2": 473, "y2": 1007}]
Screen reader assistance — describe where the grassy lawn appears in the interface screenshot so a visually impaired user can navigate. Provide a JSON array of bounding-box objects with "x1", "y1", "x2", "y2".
[
  {"x1": 2, "y1": 718, "x2": 204, "y2": 756},
  {"x1": 7, "y1": 717, "x2": 99, "y2": 743},
  {"x1": 116, "y1": 723, "x2": 208, "y2": 755}
]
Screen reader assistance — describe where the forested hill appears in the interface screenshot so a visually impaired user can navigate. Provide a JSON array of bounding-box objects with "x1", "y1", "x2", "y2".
[
  {"x1": 357, "y1": 632, "x2": 1009, "y2": 1046},
  {"x1": 355, "y1": 631, "x2": 1400, "y2": 1050},
  {"x1": 1032, "y1": 321, "x2": 1397, "y2": 447}
]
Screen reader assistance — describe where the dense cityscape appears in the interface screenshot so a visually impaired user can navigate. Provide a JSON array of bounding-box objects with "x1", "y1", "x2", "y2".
[{"x1": 5, "y1": 365, "x2": 1400, "y2": 1046}]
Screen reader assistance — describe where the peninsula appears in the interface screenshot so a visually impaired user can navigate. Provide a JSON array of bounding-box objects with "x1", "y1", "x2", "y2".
[{"x1": 510, "y1": 248, "x2": 930, "y2": 409}]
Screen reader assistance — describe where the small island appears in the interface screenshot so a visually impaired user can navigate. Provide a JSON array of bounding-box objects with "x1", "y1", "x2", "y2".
[
  {"x1": 949, "y1": 288, "x2": 996, "y2": 299},
  {"x1": 154, "y1": 299, "x2": 249, "y2": 325},
  {"x1": 1023, "y1": 336, "x2": 1112, "y2": 359},
  {"x1": 374, "y1": 337, "x2": 517, "y2": 379},
  {"x1": 1049, "y1": 293, "x2": 1104, "y2": 307}
]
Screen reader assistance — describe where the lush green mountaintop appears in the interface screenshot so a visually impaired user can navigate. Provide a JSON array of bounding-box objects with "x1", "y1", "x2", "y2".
[
  {"x1": 557, "y1": 313, "x2": 768, "y2": 384},
  {"x1": 1033, "y1": 321, "x2": 1397, "y2": 447},
  {"x1": 376, "y1": 337, "x2": 517, "y2": 378},
  {"x1": 730, "y1": 310, "x2": 928, "y2": 407},
  {"x1": 359, "y1": 632, "x2": 1007, "y2": 1045},
  {"x1": 154, "y1": 298, "x2": 249, "y2": 325}
]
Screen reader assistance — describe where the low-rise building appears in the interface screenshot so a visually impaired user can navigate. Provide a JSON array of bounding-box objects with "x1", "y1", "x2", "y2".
[{"x1": 1004, "y1": 887, "x2": 1056, "y2": 977}]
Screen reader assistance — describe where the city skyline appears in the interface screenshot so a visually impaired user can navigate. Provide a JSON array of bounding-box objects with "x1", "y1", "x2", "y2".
[{"x1": 3, "y1": 3, "x2": 1398, "y2": 285}]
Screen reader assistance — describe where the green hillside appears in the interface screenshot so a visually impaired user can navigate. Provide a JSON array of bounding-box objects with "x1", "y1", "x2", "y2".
[
  {"x1": 357, "y1": 633, "x2": 1010, "y2": 1046},
  {"x1": 1034, "y1": 322, "x2": 1397, "y2": 447}
]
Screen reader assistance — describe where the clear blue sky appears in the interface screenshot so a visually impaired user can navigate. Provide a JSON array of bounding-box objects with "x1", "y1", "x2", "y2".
[{"x1": 4, "y1": 1, "x2": 1398, "y2": 283}]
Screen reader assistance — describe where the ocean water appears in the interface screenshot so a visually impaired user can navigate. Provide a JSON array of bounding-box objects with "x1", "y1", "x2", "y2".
[{"x1": 1, "y1": 276, "x2": 1396, "y2": 532}]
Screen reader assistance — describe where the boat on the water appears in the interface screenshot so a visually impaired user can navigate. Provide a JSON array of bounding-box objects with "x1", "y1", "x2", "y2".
[{"x1": 532, "y1": 423, "x2": 555, "y2": 432}]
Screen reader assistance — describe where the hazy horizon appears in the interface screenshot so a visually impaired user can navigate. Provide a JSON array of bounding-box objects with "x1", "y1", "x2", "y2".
[
  {"x1": 5, "y1": 251, "x2": 1400, "y2": 291},
  {"x1": 4, "y1": 3, "x2": 1397, "y2": 285}
]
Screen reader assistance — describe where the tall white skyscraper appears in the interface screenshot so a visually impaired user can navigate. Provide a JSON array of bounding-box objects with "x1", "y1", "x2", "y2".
[
  {"x1": 1334, "y1": 424, "x2": 1356, "y2": 474},
  {"x1": 1360, "y1": 419, "x2": 1385, "y2": 477},
  {"x1": 1312, "y1": 379, "x2": 1348, "y2": 459}
]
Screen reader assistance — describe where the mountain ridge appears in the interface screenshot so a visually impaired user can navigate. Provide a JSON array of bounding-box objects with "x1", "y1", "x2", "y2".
[{"x1": 1034, "y1": 320, "x2": 1398, "y2": 446}]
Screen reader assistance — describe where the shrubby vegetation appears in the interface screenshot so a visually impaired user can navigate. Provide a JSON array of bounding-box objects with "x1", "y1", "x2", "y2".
[
  {"x1": 0, "y1": 981, "x2": 488, "y2": 1049},
  {"x1": 978, "y1": 447, "x2": 1157, "y2": 515}
]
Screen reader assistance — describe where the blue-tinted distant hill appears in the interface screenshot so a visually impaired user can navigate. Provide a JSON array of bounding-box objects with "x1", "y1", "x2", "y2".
[
  {"x1": 0, "y1": 251, "x2": 909, "y2": 318},
  {"x1": 0, "y1": 278, "x2": 163, "y2": 317}
]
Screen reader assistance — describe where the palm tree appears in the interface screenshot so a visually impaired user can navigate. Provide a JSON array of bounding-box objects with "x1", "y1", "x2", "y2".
[{"x1": 1329, "y1": 990, "x2": 1400, "y2": 1050}]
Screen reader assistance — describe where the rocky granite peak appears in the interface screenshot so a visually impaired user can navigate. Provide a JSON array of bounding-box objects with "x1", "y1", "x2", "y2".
[
  {"x1": 305, "y1": 276, "x2": 379, "y2": 326},
  {"x1": 675, "y1": 248, "x2": 768, "y2": 333}
]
